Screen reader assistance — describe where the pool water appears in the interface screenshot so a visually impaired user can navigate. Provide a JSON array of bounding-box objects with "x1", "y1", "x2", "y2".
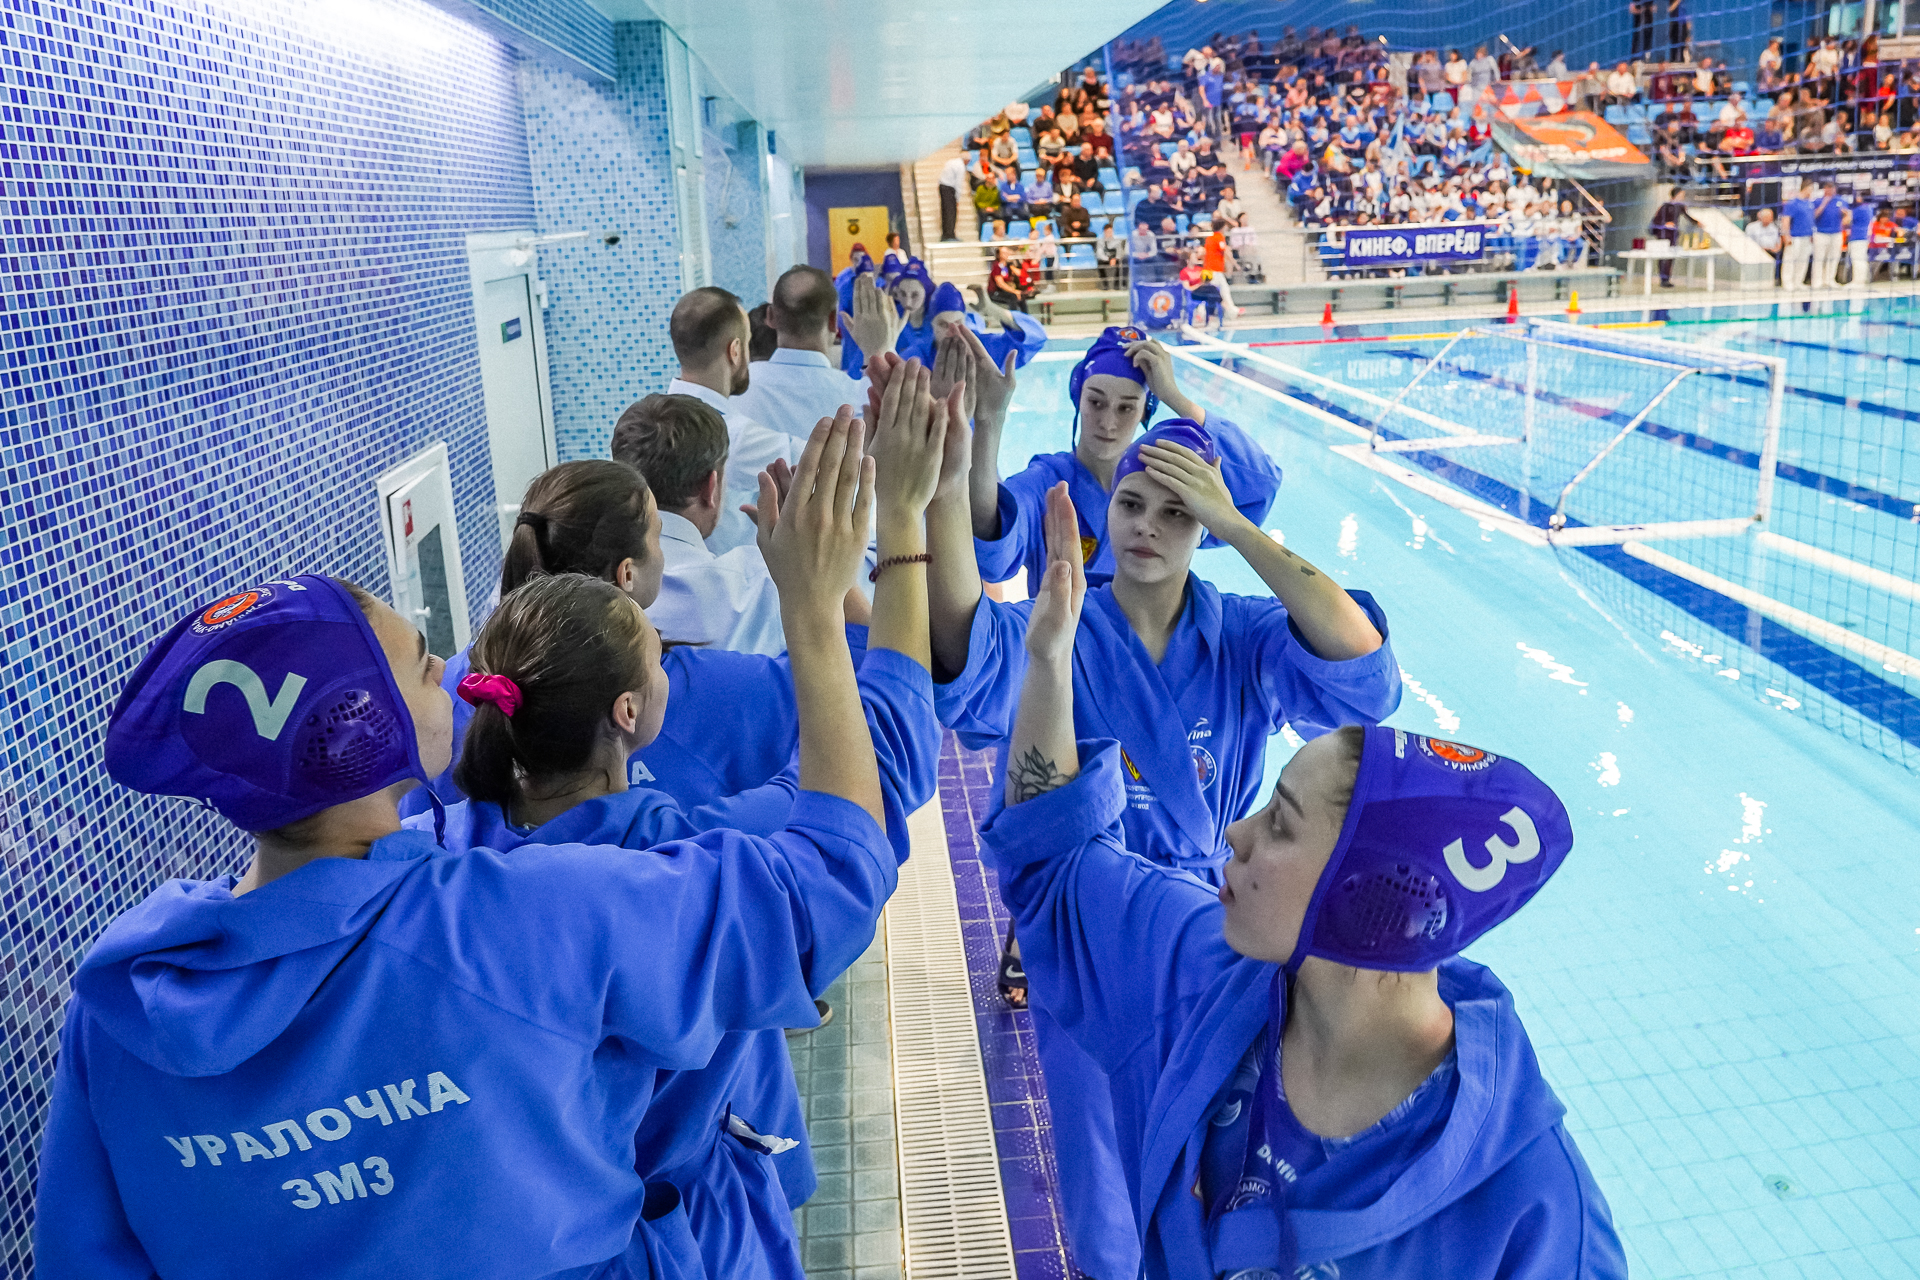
[{"x1": 992, "y1": 327, "x2": 1920, "y2": 1278}]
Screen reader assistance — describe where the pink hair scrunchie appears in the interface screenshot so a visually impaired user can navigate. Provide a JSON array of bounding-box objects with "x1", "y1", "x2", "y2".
[{"x1": 457, "y1": 673, "x2": 523, "y2": 718}]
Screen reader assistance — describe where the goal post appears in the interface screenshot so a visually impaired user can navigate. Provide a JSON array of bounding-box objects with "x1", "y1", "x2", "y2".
[{"x1": 1361, "y1": 318, "x2": 1786, "y2": 549}]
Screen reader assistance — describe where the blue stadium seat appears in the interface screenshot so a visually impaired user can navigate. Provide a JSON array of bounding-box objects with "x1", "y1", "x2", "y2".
[
  {"x1": 1103, "y1": 190, "x2": 1125, "y2": 215},
  {"x1": 1627, "y1": 123, "x2": 1653, "y2": 145},
  {"x1": 1010, "y1": 219, "x2": 1031, "y2": 237},
  {"x1": 1623, "y1": 103, "x2": 1649, "y2": 123},
  {"x1": 1605, "y1": 105, "x2": 1628, "y2": 124},
  {"x1": 1062, "y1": 246, "x2": 1097, "y2": 268},
  {"x1": 1174, "y1": 213, "x2": 1190, "y2": 232},
  {"x1": 1692, "y1": 101, "x2": 1716, "y2": 121},
  {"x1": 1090, "y1": 215, "x2": 1109, "y2": 235},
  {"x1": 1733, "y1": 80, "x2": 1751, "y2": 94},
  {"x1": 1098, "y1": 166, "x2": 1120, "y2": 188},
  {"x1": 979, "y1": 223, "x2": 993, "y2": 241},
  {"x1": 1127, "y1": 188, "x2": 1146, "y2": 210},
  {"x1": 1430, "y1": 90, "x2": 1453, "y2": 111},
  {"x1": 1756, "y1": 97, "x2": 1774, "y2": 113}
]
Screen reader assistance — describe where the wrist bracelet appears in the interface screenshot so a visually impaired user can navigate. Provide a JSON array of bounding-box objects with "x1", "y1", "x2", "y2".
[{"x1": 869, "y1": 553, "x2": 932, "y2": 583}]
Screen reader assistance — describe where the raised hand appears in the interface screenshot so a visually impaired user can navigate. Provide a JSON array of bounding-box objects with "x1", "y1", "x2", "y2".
[
  {"x1": 1023, "y1": 482, "x2": 1086, "y2": 667},
  {"x1": 1138, "y1": 440, "x2": 1245, "y2": 537},
  {"x1": 738, "y1": 456, "x2": 794, "y2": 524},
  {"x1": 758, "y1": 407, "x2": 874, "y2": 622},
  {"x1": 841, "y1": 275, "x2": 902, "y2": 359},
  {"x1": 930, "y1": 331, "x2": 978, "y2": 427},
  {"x1": 958, "y1": 325, "x2": 1018, "y2": 425},
  {"x1": 1124, "y1": 337, "x2": 1205, "y2": 423},
  {"x1": 869, "y1": 359, "x2": 952, "y2": 522}
]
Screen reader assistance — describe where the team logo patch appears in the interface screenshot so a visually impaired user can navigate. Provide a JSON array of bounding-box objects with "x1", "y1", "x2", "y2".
[
  {"x1": 190, "y1": 586, "x2": 272, "y2": 636},
  {"x1": 1115, "y1": 325, "x2": 1144, "y2": 342},
  {"x1": 1146, "y1": 288, "x2": 1177, "y2": 319},
  {"x1": 1190, "y1": 743, "x2": 1217, "y2": 788},
  {"x1": 1418, "y1": 736, "x2": 1497, "y2": 772},
  {"x1": 1080, "y1": 535, "x2": 1098, "y2": 564},
  {"x1": 1120, "y1": 746, "x2": 1142, "y2": 782}
]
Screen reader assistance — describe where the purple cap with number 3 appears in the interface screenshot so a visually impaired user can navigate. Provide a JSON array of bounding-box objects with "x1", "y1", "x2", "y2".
[{"x1": 1286, "y1": 726, "x2": 1573, "y2": 975}]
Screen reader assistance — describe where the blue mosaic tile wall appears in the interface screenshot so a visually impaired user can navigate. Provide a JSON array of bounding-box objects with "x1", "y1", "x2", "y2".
[
  {"x1": 520, "y1": 22, "x2": 685, "y2": 462},
  {"x1": 426, "y1": 0, "x2": 615, "y2": 81},
  {"x1": 0, "y1": 0, "x2": 539, "y2": 1272}
]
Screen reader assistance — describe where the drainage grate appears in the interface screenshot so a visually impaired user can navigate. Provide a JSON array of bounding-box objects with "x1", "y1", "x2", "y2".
[{"x1": 885, "y1": 800, "x2": 1018, "y2": 1279}]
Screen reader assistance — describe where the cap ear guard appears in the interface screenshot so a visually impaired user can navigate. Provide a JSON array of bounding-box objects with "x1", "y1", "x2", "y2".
[
  {"x1": 1286, "y1": 727, "x2": 1572, "y2": 976},
  {"x1": 106, "y1": 575, "x2": 434, "y2": 833}
]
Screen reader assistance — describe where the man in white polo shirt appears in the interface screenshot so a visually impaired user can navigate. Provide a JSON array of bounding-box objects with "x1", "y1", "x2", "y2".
[
  {"x1": 733, "y1": 265, "x2": 899, "y2": 441},
  {"x1": 664, "y1": 286, "x2": 796, "y2": 554},
  {"x1": 610, "y1": 392, "x2": 785, "y2": 656}
]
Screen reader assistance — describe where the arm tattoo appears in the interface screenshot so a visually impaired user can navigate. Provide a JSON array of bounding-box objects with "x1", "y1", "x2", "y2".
[
  {"x1": 1008, "y1": 745, "x2": 1072, "y2": 803},
  {"x1": 1275, "y1": 542, "x2": 1318, "y2": 577}
]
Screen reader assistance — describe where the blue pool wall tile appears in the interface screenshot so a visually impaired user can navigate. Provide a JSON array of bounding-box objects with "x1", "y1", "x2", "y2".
[
  {"x1": 0, "y1": 0, "x2": 572, "y2": 1271},
  {"x1": 423, "y1": 0, "x2": 616, "y2": 81},
  {"x1": 704, "y1": 117, "x2": 770, "y2": 304},
  {"x1": 520, "y1": 21, "x2": 685, "y2": 462}
]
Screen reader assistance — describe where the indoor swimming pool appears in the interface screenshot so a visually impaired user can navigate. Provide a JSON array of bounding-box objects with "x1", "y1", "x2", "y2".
[{"x1": 969, "y1": 325, "x2": 1920, "y2": 1279}]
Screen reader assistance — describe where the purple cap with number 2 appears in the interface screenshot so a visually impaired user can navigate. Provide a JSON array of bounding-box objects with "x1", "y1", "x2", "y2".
[{"x1": 1287, "y1": 726, "x2": 1573, "y2": 975}]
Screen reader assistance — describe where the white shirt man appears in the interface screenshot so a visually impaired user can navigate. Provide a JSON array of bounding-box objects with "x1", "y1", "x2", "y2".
[
  {"x1": 663, "y1": 376, "x2": 795, "y2": 555},
  {"x1": 1745, "y1": 208, "x2": 1783, "y2": 256},
  {"x1": 651, "y1": 510, "x2": 784, "y2": 656}
]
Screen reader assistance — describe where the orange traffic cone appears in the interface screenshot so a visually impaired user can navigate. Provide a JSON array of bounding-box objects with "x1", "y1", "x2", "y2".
[
  {"x1": 1506, "y1": 289, "x2": 1520, "y2": 322},
  {"x1": 1566, "y1": 289, "x2": 1581, "y2": 322},
  {"x1": 1321, "y1": 300, "x2": 1335, "y2": 326}
]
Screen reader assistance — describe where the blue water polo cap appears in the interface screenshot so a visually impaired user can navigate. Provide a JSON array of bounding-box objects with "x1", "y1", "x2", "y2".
[
  {"x1": 889, "y1": 256, "x2": 934, "y2": 299},
  {"x1": 1111, "y1": 418, "x2": 1215, "y2": 488},
  {"x1": 105, "y1": 576, "x2": 428, "y2": 832},
  {"x1": 927, "y1": 281, "x2": 968, "y2": 317},
  {"x1": 1069, "y1": 325, "x2": 1158, "y2": 421},
  {"x1": 1288, "y1": 727, "x2": 1573, "y2": 975}
]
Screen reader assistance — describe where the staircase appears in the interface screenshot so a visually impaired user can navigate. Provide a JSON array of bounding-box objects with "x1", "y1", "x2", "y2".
[{"x1": 903, "y1": 140, "x2": 990, "y2": 298}]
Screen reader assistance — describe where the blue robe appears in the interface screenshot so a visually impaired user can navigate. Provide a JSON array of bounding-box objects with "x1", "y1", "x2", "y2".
[
  {"x1": 974, "y1": 413, "x2": 1285, "y2": 587},
  {"x1": 398, "y1": 626, "x2": 868, "y2": 821},
  {"x1": 938, "y1": 579, "x2": 1400, "y2": 1280},
  {"x1": 36, "y1": 796, "x2": 903, "y2": 1280},
  {"x1": 840, "y1": 308, "x2": 1047, "y2": 378},
  {"x1": 404, "y1": 648, "x2": 936, "y2": 1263},
  {"x1": 981, "y1": 742, "x2": 1629, "y2": 1280}
]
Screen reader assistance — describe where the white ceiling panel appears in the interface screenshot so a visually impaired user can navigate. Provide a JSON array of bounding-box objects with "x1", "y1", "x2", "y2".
[{"x1": 593, "y1": 0, "x2": 1163, "y2": 167}]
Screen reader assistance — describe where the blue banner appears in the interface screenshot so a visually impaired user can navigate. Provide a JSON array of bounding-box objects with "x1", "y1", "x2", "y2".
[
  {"x1": 1130, "y1": 281, "x2": 1189, "y2": 330},
  {"x1": 1342, "y1": 222, "x2": 1492, "y2": 267}
]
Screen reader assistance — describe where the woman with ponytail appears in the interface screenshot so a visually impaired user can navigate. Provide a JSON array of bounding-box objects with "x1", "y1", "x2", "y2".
[
  {"x1": 401, "y1": 458, "x2": 868, "y2": 823},
  {"x1": 415, "y1": 373, "x2": 955, "y2": 1280}
]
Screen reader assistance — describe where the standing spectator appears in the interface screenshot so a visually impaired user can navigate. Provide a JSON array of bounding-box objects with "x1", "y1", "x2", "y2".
[
  {"x1": 1468, "y1": 45, "x2": 1500, "y2": 92},
  {"x1": 1649, "y1": 184, "x2": 1687, "y2": 287},
  {"x1": 1630, "y1": 0, "x2": 1654, "y2": 58},
  {"x1": 1416, "y1": 50, "x2": 1445, "y2": 98},
  {"x1": 1746, "y1": 206, "x2": 1783, "y2": 283},
  {"x1": 1509, "y1": 43, "x2": 1540, "y2": 79},
  {"x1": 1095, "y1": 219, "x2": 1125, "y2": 288},
  {"x1": 1757, "y1": 38, "x2": 1784, "y2": 91},
  {"x1": 1781, "y1": 183, "x2": 1816, "y2": 286},
  {"x1": 1029, "y1": 219, "x2": 1061, "y2": 282},
  {"x1": 1200, "y1": 218, "x2": 1240, "y2": 318},
  {"x1": 1812, "y1": 181, "x2": 1848, "y2": 287},
  {"x1": 1571, "y1": 62, "x2": 1608, "y2": 111},
  {"x1": 1547, "y1": 50, "x2": 1569, "y2": 76},
  {"x1": 938, "y1": 150, "x2": 966, "y2": 242},
  {"x1": 1443, "y1": 49, "x2": 1470, "y2": 91},
  {"x1": 1848, "y1": 195, "x2": 1875, "y2": 285},
  {"x1": 1666, "y1": 0, "x2": 1688, "y2": 62}
]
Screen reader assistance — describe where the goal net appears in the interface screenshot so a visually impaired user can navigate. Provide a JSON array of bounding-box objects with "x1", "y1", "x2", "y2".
[{"x1": 1358, "y1": 317, "x2": 1786, "y2": 547}]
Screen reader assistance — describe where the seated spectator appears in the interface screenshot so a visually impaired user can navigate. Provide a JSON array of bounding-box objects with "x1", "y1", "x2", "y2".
[
  {"x1": 1063, "y1": 143, "x2": 1103, "y2": 191},
  {"x1": 1168, "y1": 140, "x2": 1198, "y2": 179},
  {"x1": 1758, "y1": 38, "x2": 1784, "y2": 92},
  {"x1": 1606, "y1": 62, "x2": 1638, "y2": 105},
  {"x1": 1874, "y1": 111, "x2": 1895, "y2": 150},
  {"x1": 1129, "y1": 219, "x2": 1159, "y2": 264},
  {"x1": 1029, "y1": 219, "x2": 1060, "y2": 280},
  {"x1": 1724, "y1": 117, "x2": 1755, "y2": 155},
  {"x1": 1657, "y1": 119, "x2": 1691, "y2": 174},
  {"x1": 973, "y1": 171, "x2": 1002, "y2": 219},
  {"x1": 1095, "y1": 219, "x2": 1125, "y2": 287},
  {"x1": 1083, "y1": 116, "x2": 1114, "y2": 157},
  {"x1": 1695, "y1": 122, "x2": 1732, "y2": 179},
  {"x1": 1023, "y1": 169, "x2": 1054, "y2": 219},
  {"x1": 1754, "y1": 114, "x2": 1786, "y2": 153},
  {"x1": 1692, "y1": 58, "x2": 1717, "y2": 98},
  {"x1": 989, "y1": 218, "x2": 1010, "y2": 242},
  {"x1": 989, "y1": 131, "x2": 1019, "y2": 169},
  {"x1": 997, "y1": 169, "x2": 1026, "y2": 218},
  {"x1": 610, "y1": 395, "x2": 783, "y2": 655},
  {"x1": 1191, "y1": 138, "x2": 1225, "y2": 181},
  {"x1": 1821, "y1": 111, "x2": 1854, "y2": 152},
  {"x1": 987, "y1": 244, "x2": 1028, "y2": 311},
  {"x1": 1718, "y1": 94, "x2": 1747, "y2": 126},
  {"x1": 1259, "y1": 121, "x2": 1286, "y2": 169},
  {"x1": 1214, "y1": 184, "x2": 1247, "y2": 228},
  {"x1": 1036, "y1": 127, "x2": 1066, "y2": 166},
  {"x1": 1059, "y1": 192, "x2": 1092, "y2": 238}
]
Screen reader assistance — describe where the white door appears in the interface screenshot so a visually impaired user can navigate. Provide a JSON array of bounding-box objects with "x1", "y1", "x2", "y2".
[
  {"x1": 477, "y1": 273, "x2": 553, "y2": 541},
  {"x1": 377, "y1": 444, "x2": 472, "y2": 659}
]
